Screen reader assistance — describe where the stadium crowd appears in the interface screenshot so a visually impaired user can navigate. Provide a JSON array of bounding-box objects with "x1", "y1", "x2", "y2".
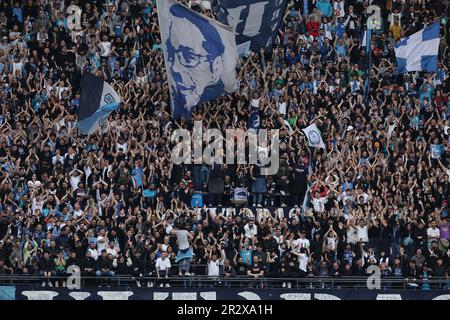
[{"x1": 0, "y1": 0, "x2": 449, "y2": 289}]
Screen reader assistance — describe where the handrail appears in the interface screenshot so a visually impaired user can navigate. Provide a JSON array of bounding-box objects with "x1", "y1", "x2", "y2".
[{"x1": 0, "y1": 274, "x2": 449, "y2": 290}]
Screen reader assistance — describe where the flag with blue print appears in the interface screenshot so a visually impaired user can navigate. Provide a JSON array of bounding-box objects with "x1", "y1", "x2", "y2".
[
  {"x1": 213, "y1": 0, "x2": 289, "y2": 52},
  {"x1": 302, "y1": 123, "x2": 326, "y2": 149},
  {"x1": 157, "y1": 0, "x2": 238, "y2": 119},
  {"x1": 247, "y1": 110, "x2": 260, "y2": 133},
  {"x1": 76, "y1": 73, "x2": 121, "y2": 135},
  {"x1": 394, "y1": 23, "x2": 440, "y2": 74}
]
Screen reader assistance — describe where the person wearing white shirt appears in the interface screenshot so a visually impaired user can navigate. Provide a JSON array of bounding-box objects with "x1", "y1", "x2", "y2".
[
  {"x1": 292, "y1": 231, "x2": 310, "y2": 255},
  {"x1": 106, "y1": 242, "x2": 118, "y2": 258},
  {"x1": 207, "y1": 252, "x2": 221, "y2": 277},
  {"x1": 72, "y1": 204, "x2": 83, "y2": 219},
  {"x1": 321, "y1": 21, "x2": 333, "y2": 39},
  {"x1": 156, "y1": 252, "x2": 171, "y2": 287},
  {"x1": 292, "y1": 247, "x2": 309, "y2": 278},
  {"x1": 427, "y1": 221, "x2": 440, "y2": 248},
  {"x1": 244, "y1": 218, "x2": 258, "y2": 240},
  {"x1": 69, "y1": 169, "x2": 83, "y2": 191},
  {"x1": 99, "y1": 36, "x2": 111, "y2": 57},
  {"x1": 31, "y1": 195, "x2": 44, "y2": 214},
  {"x1": 207, "y1": 246, "x2": 226, "y2": 286},
  {"x1": 273, "y1": 228, "x2": 284, "y2": 244},
  {"x1": 333, "y1": 0, "x2": 345, "y2": 17},
  {"x1": 356, "y1": 219, "x2": 369, "y2": 243},
  {"x1": 311, "y1": 191, "x2": 328, "y2": 213},
  {"x1": 278, "y1": 97, "x2": 287, "y2": 115},
  {"x1": 88, "y1": 242, "x2": 99, "y2": 261},
  {"x1": 290, "y1": 244, "x2": 309, "y2": 288},
  {"x1": 96, "y1": 229, "x2": 109, "y2": 253}
]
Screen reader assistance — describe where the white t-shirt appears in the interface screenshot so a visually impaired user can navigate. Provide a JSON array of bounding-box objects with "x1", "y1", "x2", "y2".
[
  {"x1": 56, "y1": 86, "x2": 68, "y2": 99},
  {"x1": 311, "y1": 197, "x2": 327, "y2": 213},
  {"x1": 52, "y1": 155, "x2": 65, "y2": 165},
  {"x1": 73, "y1": 209, "x2": 83, "y2": 219},
  {"x1": 116, "y1": 142, "x2": 128, "y2": 153},
  {"x1": 244, "y1": 223, "x2": 258, "y2": 238},
  {"x1": 97, "y1": 236, "x2": 109, "y2": 252},
  {"x1": 100, "y1": 41, "x2": 111, "y2": 57},
  {"x1": 298, "y1": 253, "x2": 309, "y2": 272},
  {"x1": 156, "y1": 257, "x2": 171, "y2": 271},
  {"x1": 333, "y1": 0, "x2": 345, "y2": 17},
  {"x1": 208, "y1": 260, "x2": 220, "y2": 276},
  {"x1": 356, "y1": 225, "x2": 369, "y2": 242},
  {"x1": 70, "y1": 175, "x2": 81, "y2": 190},
  {"x1": 251, "y1": 98, "x2": 260, "y2": 108},
  {"x1": 13, "y1": 61, "x2": 23, "y2": 76},
  {"x1": 106, "y1": 247, "x2": 118, "y2": 258},
  {"x1": 88, "y1": 248, "x2": 99, "y2": 260},
  {"x1": 347, "y1": 226, "x2": 358, "y2": 244},
  {"x1": 278, "y1": 101, "x2": 287, "y2": 115},
  {"x1": 293, "y1": 238, "x2": 310, "y2": 252}
]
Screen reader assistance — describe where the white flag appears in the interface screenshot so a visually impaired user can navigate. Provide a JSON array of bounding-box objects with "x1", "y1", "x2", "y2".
[
  {"x1": 302, "y1": 123, "x2": 326, "y2": 149},
  {"x1": 157, "y1": 0, "x2": 238, "y2": 119}
]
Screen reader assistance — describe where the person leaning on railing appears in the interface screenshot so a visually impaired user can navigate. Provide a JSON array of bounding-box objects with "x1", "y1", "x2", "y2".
[
  {"x1": 155, "y1": 251, "x2": 171, "y2": 288},
  {"x1": 220, "y1": 259, "x2": 236, "y2": 288}
]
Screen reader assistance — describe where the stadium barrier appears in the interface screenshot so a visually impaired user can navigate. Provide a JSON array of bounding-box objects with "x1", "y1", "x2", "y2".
[
  {"x1": 1, "y1": 285, "x2": 450, "y2": 300},
  {"x1": 1, "y1": 275, "x2": 449, "y2": 290}
]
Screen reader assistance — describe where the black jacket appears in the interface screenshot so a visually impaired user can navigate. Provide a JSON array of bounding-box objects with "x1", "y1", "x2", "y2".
[
  {"x1": 66, "y1": 257, "x2": 80, "y2": 268},
  {"x1": 97, "y1": 256, "x2": 113, "y2": 271},
  {"x1": 38, "y1": 257, "x2": 55, "y2": 272},
  {"x1": 81, "y1": 256, "x2": 97, "y2": 271},
  {"x1": 114, "y1": 260, "x2": 131, "y2": 275}
]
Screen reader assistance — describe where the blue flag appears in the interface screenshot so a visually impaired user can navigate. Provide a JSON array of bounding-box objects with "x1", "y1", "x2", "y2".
[
  {"x1": 214, "y1": 0, "x2": 288, "y2": 52},
  {"x1": 76, "y1": 73, "x2": 121, "y2": 135},
  {"x1": 157, "y1": 0, "x2": 238, "y2": 119}
]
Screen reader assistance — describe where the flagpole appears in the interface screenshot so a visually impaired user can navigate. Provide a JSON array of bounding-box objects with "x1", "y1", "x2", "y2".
[{"x1": 364, "y1": 25, "x2": 372, "y2": 109}]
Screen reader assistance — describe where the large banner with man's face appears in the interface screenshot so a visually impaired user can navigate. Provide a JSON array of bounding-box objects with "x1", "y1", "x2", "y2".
[{"x1": 213, "y1": 0, "x2": 289, "y2": 52}]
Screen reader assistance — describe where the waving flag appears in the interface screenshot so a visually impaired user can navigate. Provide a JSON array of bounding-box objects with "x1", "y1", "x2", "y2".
[
  {"x1": 157, "y1": 0, "x2": 238, "y2": 119},
  {"x1": 302, "y1": 123, "x2": 326, "y2": 149},
  {"x1": 394, "y1": 23, "x2": 440, "y2": 74},
  {"x1": 247, "y1": 110, "x2": 260, "y2": 133},
  {"x1": 76, "y1": 73, "x2": 121, "y2": 135}
]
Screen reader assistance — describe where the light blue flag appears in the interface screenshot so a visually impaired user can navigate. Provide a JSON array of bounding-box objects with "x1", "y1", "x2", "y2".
[
  {"x1": 76, "y1": 73, "x2": 121, "y2": 135},
  {"x1": 394, "y1": 23, "x2": 440, "y2": 74},
  {"x1": 157, "y1": 0, "x2": 237, "y2": 119}
]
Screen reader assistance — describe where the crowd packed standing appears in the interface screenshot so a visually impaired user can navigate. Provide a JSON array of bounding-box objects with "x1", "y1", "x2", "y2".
[{"x1": 0, "y1": 0, "x2": 449, "y2": 290}]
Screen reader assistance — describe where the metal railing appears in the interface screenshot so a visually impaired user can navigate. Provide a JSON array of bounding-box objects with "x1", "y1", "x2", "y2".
[{"x1": 1, "y1": 275, "x2": 449, "y2": 290}]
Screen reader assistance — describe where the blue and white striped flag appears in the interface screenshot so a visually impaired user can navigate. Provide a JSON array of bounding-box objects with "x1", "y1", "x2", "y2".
[
  {"x1": 394, "y1": 23, "x2": 440, "y2": 74},
  {"x1": 76, "y1": 73, "x2": 121, "y2": 135}
]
